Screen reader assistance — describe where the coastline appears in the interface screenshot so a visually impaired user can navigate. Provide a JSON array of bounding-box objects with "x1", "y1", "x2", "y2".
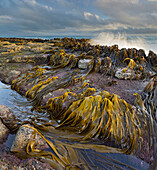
[{"x1": 0, "y1": 37, "x2": 156, "y2": 169}]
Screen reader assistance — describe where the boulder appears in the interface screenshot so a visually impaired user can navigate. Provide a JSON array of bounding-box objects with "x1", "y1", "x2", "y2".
[
  {"x1": 78, "y1": 59, "x2": 92, "y2": 69},
  {"x1": 115, "y1": 68, "x2": 141, "y2": 80},
  {"x1": 11, "y1": 124, "x2": 49, "y2": 152},
  {"x1": 0, "y1": 105, "x2": 18, "y2": 130},
  {"x1": 0, "y1": 119, "x2": 9, "y2": 142}
]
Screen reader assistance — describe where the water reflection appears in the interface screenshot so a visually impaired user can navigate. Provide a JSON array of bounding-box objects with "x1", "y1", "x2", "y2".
[{"x1": 0, "y1": 81, "x2": 52, "y2": 125}]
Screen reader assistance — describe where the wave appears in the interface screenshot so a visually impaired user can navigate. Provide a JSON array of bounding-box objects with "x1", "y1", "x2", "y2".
[{"x1": 90, "y1": 32, "x2": 154, "y2": 55}]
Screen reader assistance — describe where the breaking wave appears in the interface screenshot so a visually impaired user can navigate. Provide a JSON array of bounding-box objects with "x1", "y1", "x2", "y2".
[{"x1": 90, "y1": 32, "x2": 150, "y2": 54}]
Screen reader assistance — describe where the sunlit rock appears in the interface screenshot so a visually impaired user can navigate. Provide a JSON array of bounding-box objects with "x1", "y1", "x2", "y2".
[
  {"x1": 0, "y1": 119, "x2": 9, "y2": 143},
  {"x1": 0, "y1": 105, "x2": 17, "y2": 130},
  {"x1": 11, "y1": 124, "x2": 49, "y2": 152},
  {"x1": 115, "y1": 68, "x2": 141, "y2": 80},
  {"x1": 78, "y1": 59, "x2": 92, "y2": 69}
]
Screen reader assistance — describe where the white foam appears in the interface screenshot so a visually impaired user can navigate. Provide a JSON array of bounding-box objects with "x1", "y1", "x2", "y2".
[{"x1": 90, "y1": 32, "x2": 150, "y2": 55}]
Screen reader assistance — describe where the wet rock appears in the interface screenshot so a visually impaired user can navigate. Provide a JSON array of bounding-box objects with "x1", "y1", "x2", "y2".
[
  {"x1": 11, "y1": 124, "x2": 49, "y2": 152},
  {"x1": 115, "y1": 68, "x2": 141, "y2": 80},
  {"x1": 0, "y1": 119, "x2": 9, "y2": 143},
  {"x1": 0, "y1": 105, "x2": 18, "y2": 130},
  {"x1": 78, "y1": 59, "x2": 92, "y2": 69}
]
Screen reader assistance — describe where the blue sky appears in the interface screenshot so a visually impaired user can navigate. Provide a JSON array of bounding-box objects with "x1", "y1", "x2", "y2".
[{"x1": 0, "y1": 0, "x2": 157, "y2": 36}]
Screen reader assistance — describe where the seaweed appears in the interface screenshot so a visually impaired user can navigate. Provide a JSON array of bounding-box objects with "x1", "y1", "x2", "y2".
[{"x1": 9, "y1": 37, "x2": 157, "y2": 169}]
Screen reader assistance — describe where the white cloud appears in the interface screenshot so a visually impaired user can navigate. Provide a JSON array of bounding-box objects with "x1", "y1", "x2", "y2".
[
  {"x1": 103, "y1": 23, "x2": 128, "y2": 30},
  {"x1": 23, "y1": 0, "x2": 36, "y2": 5},
  {"x1": 96, "y1": 0, "x2": 139, "y2": 4},
  {"x1": 84, "y1": 12, "x2": 101, "y2": 22},
  {"x1": 0, "y1": 15, "x2": 13, "y2": 23},
  {"x1": 43, "y1": 5, "x2": 53, "y2": 11},
  {"x1": 84, "y1": 12, "x2": 93, "y2": 20},
  {"x1": 0, "y1": 15, "x2": 12, "y2": 20}
]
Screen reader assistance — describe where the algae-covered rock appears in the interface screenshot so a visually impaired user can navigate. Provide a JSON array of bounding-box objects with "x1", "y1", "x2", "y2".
[{"x1": 11, "y1": 124, "x2": 49, "y2": 152}]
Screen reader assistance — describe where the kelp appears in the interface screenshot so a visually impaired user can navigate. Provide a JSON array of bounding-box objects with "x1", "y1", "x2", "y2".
[
  {"x1": 122, "y1": 58, "x2": 137, "y2": 73},
  {"x1": 17, "y1": 85, "x2": 156, "y2": 169},
  {"x1": 22, "y1": 124, "x2": 145, "y2": 169},
  {"x1": 133, "y1": 76, "x2": 157, "y2": 168},
  {"x1": 11, "y1": 66, "x2": 47, "y2": 92},
  {"x1": 142, "y1": 76, "x2": 157, "y2": 121},
  {"x1": 45, "y1": 90, "x2": 142, "y2": 155},
  {"x1": 10, "y1": 37, "x2": 157, "y2": 169},
  {"x1": 23, "y1": 124, "x2": 138, "y2": 169}
]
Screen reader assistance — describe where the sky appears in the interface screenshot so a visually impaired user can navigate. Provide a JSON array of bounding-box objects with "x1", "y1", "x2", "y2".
[{"x1": 0, "y1": 0, "x2": 157, "y2": 36}]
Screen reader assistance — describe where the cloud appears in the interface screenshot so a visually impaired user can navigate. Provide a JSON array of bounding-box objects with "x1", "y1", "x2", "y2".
[
  {"x1": 0, "y1": 15, "x2": 13, "y2": 20},
  {"x1": 0, "y1": 0, "x2": 157, "y2": 36},
  {"x1": 94, "y1": 0, "x2": 157, "y2": 32},
  {"x1": 84, "y1": 12, "x2": 101, "y2": 21}
]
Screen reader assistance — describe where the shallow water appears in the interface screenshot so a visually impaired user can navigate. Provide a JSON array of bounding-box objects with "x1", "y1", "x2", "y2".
[
  {"x1": 0, "y1": 81, "x2": 52, "y2": 125},
  {"x1": 0, "y1": 81, "x2": 150, "y2": 169}
]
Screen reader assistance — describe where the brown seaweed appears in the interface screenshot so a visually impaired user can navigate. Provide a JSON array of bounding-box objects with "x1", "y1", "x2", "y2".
[{"x1": 9, "y1": 37, "x2": 157, "y2": 169}]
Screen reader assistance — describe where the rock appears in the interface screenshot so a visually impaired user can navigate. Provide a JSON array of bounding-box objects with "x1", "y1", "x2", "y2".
[
  {"x1": 11, "y1": 54, "x2": 49, "y2": 64},
  {"x1": 0, "y1": 105, "x2": 18, "y2": 130},
  {"x1": 78, "y1": 59, "x2": 92, "y2": 69},
  {"x1": 11, "y1": 124, "x2": 49, "y2": 152},
  {"x1": 115, "y1": 68, "x2": 141, "y2": 80},
  {"x1": 0, "y1": 152, "x2": 20, "y2": 170},
  {"x1": 12, "y1": 56, "x2": 23, "y2": 63},
  {"x1": 19, "y1": 158, "x2": 54, "y2": 170},
  {"x1": 0, "y1": 145, "x2": 54, "y2": 170},
  {"x1": 4, "y1": 70, "x2": 21, "y2": 84},
  {"x1": 0, "y1": 119, "x2": 9, "y2": 142}
]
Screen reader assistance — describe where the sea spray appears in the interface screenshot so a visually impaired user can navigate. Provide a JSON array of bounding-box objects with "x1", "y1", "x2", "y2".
[{"x1": 90, "y1": 32, "x2": 150, "y2": 54}]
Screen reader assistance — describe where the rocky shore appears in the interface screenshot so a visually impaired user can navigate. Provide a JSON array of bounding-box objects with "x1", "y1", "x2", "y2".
[{"x1": 0, "y1": 37, "x2": 156, "y2": 169}]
